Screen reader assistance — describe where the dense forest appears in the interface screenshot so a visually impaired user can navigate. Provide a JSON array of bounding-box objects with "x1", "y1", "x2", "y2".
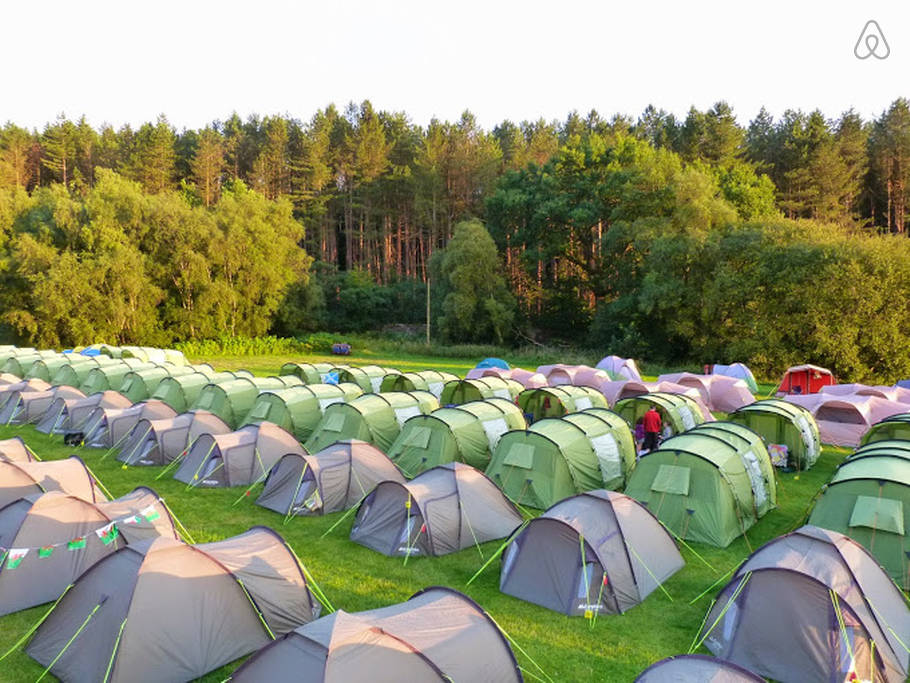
[{"x1": 1, "y1": 100, "x2": 910, "y2": 381}]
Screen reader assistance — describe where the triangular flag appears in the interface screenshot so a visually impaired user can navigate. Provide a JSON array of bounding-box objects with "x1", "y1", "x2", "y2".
[
  {"x1": 121, "y1": 514, "x2": 140, "y2": 525},
  {"x1": 96, "y1": 522, "x2": 118, "y2": 546},
  {"x1": 140, "y1": 505, "x2": 160, "y2": 522},
  {"x1": 6, "y1": 548, "x2": 28, "y2": 569},
  {"x1": 68, "y1": 536, "x2": 86, "y2": 551},
  {"x1": 38, "y1": 546, "x2": 55, "y2": 559}
]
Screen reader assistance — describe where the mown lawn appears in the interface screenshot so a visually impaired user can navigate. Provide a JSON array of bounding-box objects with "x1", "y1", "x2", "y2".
[{"x1": 0, "y1": 353, "x2": 848, "y2": 682}]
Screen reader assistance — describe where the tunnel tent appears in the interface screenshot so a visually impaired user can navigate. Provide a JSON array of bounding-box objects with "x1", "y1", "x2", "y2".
[
  {"x1": 861, "y1": 413, "x2": 910, "y2": 445},
  {"x1": 191, "y1": 375, "x2": 304, "y2": 429},
  {"x1": 0, "y1": 385, "x2": 86, "y2": 426},
  {"x1": 231, "y1": 586, "x2": 522, "y2": 683},
  {"x1": 635, "y1": 655, "x2": 766, "y2": 683},
  {"x1": 174, "y1": 421, "x2": 306, "y2": 488},
  {"x1": 50, "y1": 356, "x2": 125, "y2": 389},
  {"x1": 118, "y1": 364, "x2": 198, "y2": 403},
  {"x1": 379, "y1": 370, "x2": 459, "y2": 398},
  {"x1": 117, "y1": 410, "x2": 232, "y2": 466},
  {"x1": 78, "y1": 360, "x2": 158, "y2": 395},
  {"x1": 2, "y1": 353, "x2": 60, "y2": 379},
  {"x1": 304, "y1": 391, "x2": 440, "y2": 453},
  {"x1": 119, "y1": 345, "x2": 188, "y2": 366},
  {"x1": 34, "y1": 390, "x2": 131, "y2": 436},
  {"x1": 657, "y1": 372, "x2": 755, "y2": 413},
  {"x1": 0, "y1": 456, "x2": 107, "y2": 508},
  {"x1": 729, "y1": 398, "x2": 821, "y2": 470},
  {"x1": 711, "y1": 362, "x2": 759, "y2": 393},
  {"x1": 333, "y1": 364, "x2": 396, "y2": 393},
  {"x1": 256, "y1": 440, "x2": 405, "y2": 517},
  {"x1": 25, "y1": 527, "x2": 322, "y2": 683},
  {"x1": 439, "y1": 377, "x2": 524, "y2": 406},
  {"x1": 279, "y1": 362, "x2": 342, "y2": 385},
  {"x1": 242, "y1": 383, "x2": 364, "y2": 442},
  {"x1": 500, "y1": 490, "x2": 683, "y2": 616},
  {"x1": 561, "y1": 407, "x2": 637, "y2": 489},
  {"x1": 0, "y1": 348, "x2": 37, "y2": 369},
  {"x1": 595, "y1": 355, "x2": 643, "y2": 381},
  {"x1": 0, "y1": 487, "x2": 177, "y2": 617},
  {"x1": 150, "y1": 370, "x2": 241, "y2": 413},
  {"x1": 0, "y1": 437, "x2": 36, "y2": 463},
  {"x1": 388, "y1": 398, "x2": 526, "y2": 476},
  {"x1": 516, "y1": 386, "x2": 608, "y2": 423},
  {"x1": 844, "y1": 438, "x2": 910, "y2": 463},
  {"x1": 614, "y1": 392, "x2": 705, "y2": 437},
  {"x1": 24, "y1": 355, "x2": 91, "y2": 383},
  {"x1": 350, "y1": 462, "x2": 522, "y2": 557},
  {"x1": 82, "y1": 400, "x2": 178, "y2": 449}
]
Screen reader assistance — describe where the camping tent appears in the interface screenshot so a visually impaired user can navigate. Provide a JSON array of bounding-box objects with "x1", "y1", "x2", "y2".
[
  {"x1": 786, "y1": 393, "x2": 910, "y2": 447},
  {"x1": 191, "y1": 376, "x2": 304, "y2": 428},
  {"x1": 0, "y1": 487, "x2": 176, "y2": 616},
  {"x1": 595, "y1": 355, "x2": 643, "y2": 381},
  {"x1": 0, "y1": 437, "x2": 35, "y2": 463},
  {"x1": 78, "y1": 360, "x2": 158, "y2": 395},
  {"x1": 379, "y1": 370, "x2": 459, "y2": 397},
  {"x1": 24, "y1": 355, "x2": 91, "y2": 383},
  {"x1": 657, "y1": 373, "x2": 755, "y2": 413},
  {"x1": 231, "y1": 586, "x2": 522, "y2": 683},
  {"x1": 466, "y1": 366, "x2": 548, "y2": 388},
  {"x1": 117, "y1": 410, "x2": 232, "y2": 466},
  {"x1": 50, "y1": 356, "x2": 124, "y2": 389},
  {"x1": 861, "y1": 413, "x2": 910, "y2": 445},
  {"x1": 439, "y1": 377, "x2": 524, "y2": 406},
  {"x1": 516, "y1": 386, "x2": 608, "y2": 423},
  {"x1": 809, "y1": 441, "x2": 910, "y2": 588},
  {"x1": 305, "y1": 391, "x2": 440, "y2": 453},
  {"x1": 485, "y1": 408, "x2": 637, "y2": 509},
  {"x1": 34, "y1": 390, "x2": 131, "y2": 436},
  {"x1": 500, "y1": 490, "x2": 683, "y2": 616},
  {"x1": 335, "y1": 365, "x2": 396, "y2": 393},
  {"x1": 257, "y1": 440, "x2": 405, "y2": 516},
  {"x1": 635, "y1": 655, "x2": 765, "y2": 682},
  {"x1": 776, "y1": 364, "x2": 835, "y2": 395},
  {"x1": 614, "y1": 392, "x2": 707, "y2": 437},
  {"x1": 710, "y1": 363, "x2": 759, "y2": 393},
  {"x1": 0, "y1": 378, "x2": 50, "y2": 410},
  {"x1": 0, "y1": 456, "x2": 107, "y2": 508},
  {"x1": 280, "y1": 362, "x2": 342, "y2": 384},
  {"x1": 542, "y1": 364, "x2": 612, "y2": 387},
  {"x1": 116, "y1": 345, "x2": 188, "y2": 366},
  {"x1": 0, "y1": 385, "x2": 86, "y2": 426},
  {"x1": 697, "y1": 525, "x2": 909, "y2": 683},
  {"x1": 149, "y1": 370, "x2": 247, "y2": 413},
  {"x1": 477, "y1": 357, "x2": 510, "y2": 370},
  {"x1": 388, "y1": 398, "x2": 526, "y2": 476},
  {"x1": 174, "y1": 421, "x2": 305, "y2": 487},
  {"x1": 242, "y1": 383, "x2": 364, "y2": 442},
  {"x1": 729, "y1": 398, "x2": 821, "y2": 469},
  {"x1": 118, "y1": 364, "x2": 198, "y2": 402},
  {"x1": 25, "y1": 527, "x2": 322, "y2": 683},
  {"x1": 351, "y1": 463, "x2": 522, "y2": 556},
  {"x1": 623, "y1": 423, "x2": 776, "y2": 547},
  {"x1": 82, "y1": 400, "x2": 178, "y2": 449},
  {"x1": 1, "y1": 352, "x2": 62, "y2": 379}
]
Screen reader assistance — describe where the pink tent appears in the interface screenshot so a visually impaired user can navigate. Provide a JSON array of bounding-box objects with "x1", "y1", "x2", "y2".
[
  {"x1": 465, "y1": 367, "x2": 547, "y2": 389},
  {"x1": 595, "y1": 355, "x2": 642, "y2": 380},
  {"x1": 820, "y1": 383, "x2": 910, "y2": 403},
  {"x1": 658, "y1": 372, "x2": 754, "y2": 413},
  {"x1": 545, "y1": 365, "x2": 611, "y2": 389},
  {"x1": 786, "y1": 393, "x2": 910, "y2": 446}
]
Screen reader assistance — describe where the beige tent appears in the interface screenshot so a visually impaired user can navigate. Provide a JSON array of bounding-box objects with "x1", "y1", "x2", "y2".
[
  {"x1": 34, "y1": 390, "x2": 131, "y2": 435},
  {"x1": 117, "y1": 410, "x2": 232, "y2": 467},
  {"x1": 81, "y1": 400, "x2": 178, "y2": 449},
  {"x1": 635, "y1": 655, "x2": 765, "y2": 682},
  {"x1": 0, "y1": 456, "x2": 107, "y2": 508},
  {"x1": 26, "y1": 527, "x2": 322, "y2": 682},
  {"x1": 0, "y1": 385, "x2": 86, "y2": 425},
  {"x1": 0, "y1": 379, "x2": 51, "y2": 411},
  {"x1": 0, "y1": 487, "x2": 176, "y2": 616},
  {"x1": 231, "y1": 586, "x2": 522, "y2": 683},
  {"x1": 0, "y1": 437, "x2": 36, "y2": 463}
]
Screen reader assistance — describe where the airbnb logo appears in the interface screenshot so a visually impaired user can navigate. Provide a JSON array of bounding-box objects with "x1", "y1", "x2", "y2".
[{"x1": 854, "y1": 20, "x2": 890, "y2": 60}]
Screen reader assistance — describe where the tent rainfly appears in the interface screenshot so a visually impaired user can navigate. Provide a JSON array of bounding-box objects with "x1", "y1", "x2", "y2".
[
  {"x1": 117, "y1": 410, "x2": 232, "y2": 467},
  {"x1": 351, "y1": 463, "x2": 523, "y2": 557},
  {"x1": 191, "y1": 376, "x2": 304, "y2": 428},
  {"x1": 25, "y1": 527, "x2": 322, "y2": 683},
  {"x1": 656, "y1": 373, "x2": 755, "y2": 413},
  {"x1": 388, "y1": 398, "x2": 526, "y2": 476},
  {"x1": 335, "y1": 365, "x2": 395, "y2": 393},
  {"x1": 117, "y1": 364, "x2": 197, "y2": 402},
  {"x1": 379, "y1": 370, "x2": 459, "y2": 398},
  {"x1": 0, "y1": 385, "x2": 86, "y2": 426},
  {"x1": 485, "y1": 408, "x2": 637, "y2": 509},
  {"x1": 623, "y1": 422, "x2": 776, "y2": 547},
  {"x1": 697, "y1": 525, "x2": 909, "y2": 683},
  {"x1": 635, "y1": 655, "x2": 765, "y2": 682},
  {"x1": 711, "y1": 363, "x2": 759, "y2": 393},
  {"x1": 149, "y1": 370, "x2": 245, "y2": 413},
  {"x1": 231, "y1": 586, "x2": 522, "y2": 683},
  {"x1": 0, "y1": 487, "x2": 176, "y2": 616},
  {"x1": 81, "y1": 400, "x2": 178, "y2": 449},
  {"x1": 516, "y1": 386, "x2": 608, "y2": 423},
  {"x1": 242, "y1": 383, "x2": 364, "y2": 442},
  {"x1": 34, "y1": 390, "x2": 131, "y2": 436},
  {"x1": 861, "y1": 413, "x2": 910, "y2": 445},
  {"x1": 78, "y1": 360, "x2": 157, "y2": 395},
  {"x1": 257, "y1": 440, "x2": 405, "y2": 516},
  {"x1": 614, "y1": 392, "x2": 707, "y2": 437},
  {"x1": 500, "y1": 490, "x2": 683, "y2": 616},
  {"x1": 0, "y1": 456, "x2": 107, "y2": 508},
  {"x1": 439, "y1": 377, "x2": 524, "y2": 406},
  {"x1": 174, "y1": 421, "x2": 305, "y2": 487},
  {"x1": 0, "y1": 437, "x2": 35, "y2": 463},
  {"x1": 729, "y1": 398, "x2": 821, "y2": 470},
  {"x1": 279, "y1": 362, "x2": 342, "y2": 384},
  {"x1": 304, "y1": 391, "x2": 440, "y2": 453}
]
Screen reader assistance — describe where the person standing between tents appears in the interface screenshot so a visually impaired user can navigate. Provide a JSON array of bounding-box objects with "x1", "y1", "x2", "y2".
[{"x1": 642, "y1": 406, "x2": 662, "y2": 454}]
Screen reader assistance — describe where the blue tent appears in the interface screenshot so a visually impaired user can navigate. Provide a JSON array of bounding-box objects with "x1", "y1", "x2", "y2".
[
  {"x1": 476, "y1": 357, "x2": 509, "y2": 370},
  {"x1": 898, "y1": 380, "x2": 910, "y2": 390}
]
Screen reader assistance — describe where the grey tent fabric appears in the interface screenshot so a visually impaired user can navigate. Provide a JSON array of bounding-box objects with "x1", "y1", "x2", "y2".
[
  {"x1": 34, "y1": 390, "x2": 131, "y2": 435},
  {"x1": 699, "y1": 525, "x2": 909, "y2": 683},
  {"x1": 0, "y1": 378, "x2": 51, "y2": 412},
  {"x1": 500, "y1": 490, "x2": 683, "y2": 616},
  {"x1": 0, "y1": 385, "x2": 86, "y2": 425},
  {"x1": 26, "y1": 527, "x2": 321, "y2": 683},
  {"x1": 117, "y1": 410, "x2": 232, "y2": 466},
  {"x1": 81, "y1": 399, "x2": 178, "y2": 449},
  {"x1": 231, "y1": 586, "x2": 522, "y2": 683},
  {"x1": 635, "y1": 655, "x2": 765, "y2": 682},
  {"x1": 174, "y1": 422, "x2": 306, "y2": 487},
  {"x1": 0, "y1": 456, "x2": 107, "y2": 508},
  {"x1": 351, "y1": 463, "x2": 523, "y2": 557},
  {"x1": 257, "y1": 440, "x2": 405, "y2": 517},
  {"x1": 0, "y1": 487, "x2": 176, "y2": 616},
  {"x1": 0, "y1": 437, "x2": 35, "y2": 463}
]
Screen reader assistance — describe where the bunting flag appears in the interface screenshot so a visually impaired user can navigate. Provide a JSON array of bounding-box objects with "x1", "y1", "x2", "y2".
[
  {"x1": 68, "y1": 537, "x2": 86, "y2": 551},
  {"x1": 122, "y1": 514, "x2": 140, "y2": 525},
  {"x1": 38, "y1": 546, "x2": 54, "y2": 559},
  {"x1": 141, "y1": 505, "x2": 160, "y2": 522},
  {"x1": 96, "y1": 523, "x2": 118, "y2": 546},
  {"x1": 6, "y1": 548, "x2": 28, "y2": 569}
]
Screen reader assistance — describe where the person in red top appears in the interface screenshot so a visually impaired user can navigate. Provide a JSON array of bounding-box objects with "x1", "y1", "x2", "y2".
[{"x1": 641, "y1": 406, "x2": 662, "y2": 453}]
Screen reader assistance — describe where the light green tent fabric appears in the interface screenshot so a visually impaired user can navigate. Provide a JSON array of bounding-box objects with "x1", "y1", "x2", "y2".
[
  {"x1": 388, "y1": 398, "x2": 526, "y2": 476},
  {"x1": 729, "y1": 398, "x2": 821, "y2": 469},
  {"x1": 439, "y1": 377, "x2": 524, "y2": 406},
  {"x1": 516, "y1": 386, "x2": 608, "y2": 423},
  {"x1": 0, "y1": 348, "x2": 38, "y2": 369},
  {"x1": 614, "y1": 392, "x2": 706, "y2": 436},
  {"x1": 379, "y1": 370, "x2": 459, "y2": 398},
  {"x1": 191, "y1": 376, "x2": 304, "y2": 428},
  {"x1": 78, "y1": 360, "x2": 157, "y2": 394},
  {"x1": 149, "y1": 371, "x2": 248, "y2": 413},
  {"x1": 3, "y1": 354, "x2": 62, "y2": 379},
  {"x1": 50, "y1": 357, "x2": 124, "y2": 389},
  {"x1": 279, "y1": 362, "x2": 340, "y2": 384},
  {"x1": 119, "y1": 346, "x2": 188, "y2": 366},
  {"x1": 485, "y1": 408, "x2": 637, "y2": 509},
  {"x1": 242, "y1": 383, "x2": 364, "y2": 441},
  {"x1": 330, "y1": 365, "x2": 394, "y2": 393},
  {"x1": 24, "y1": 356, "x2": 86, "y2": 382},
  {"x1": 304, "y1": 391, "x2": 439, "y2": 453},
  {"x1": 118, "y1": 365, "x2": 197, "y2": 402},
  {"x1": 860, "y1": 413, "x2": 910, "y2": 446}
]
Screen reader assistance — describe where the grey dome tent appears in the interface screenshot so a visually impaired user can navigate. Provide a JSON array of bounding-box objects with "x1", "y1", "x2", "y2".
[
  {"x1": 149, "y1": 370, "x2": 247, "y2": 413},
  {"x1": 25, "y1": 527, "x2": 322, "y2": 683},
  {"x1": 351, "y1": 463, "x2": 523, "y2": 557},
  {"x1": 439, "y1": 377, "x2": 525, "y2": 406},
  {"x1": 516, "y1": 386, "x2": 608, "y2": 423},
  {"x1": 335, "y1": 364, "x2": 396, "y2": 393},
  {"x1": 0, "y1": 437, "x2": 36, "y2": 463},
  {"x1": 697, "y1": 525, "x2": 909, "y2": 683},
  {"x1": 388, "y1": 398, "x2": 526, "y2": 477},
  {"x1": 81, "y1": 399, "x2": 178, "y2": 449},
  {"x1": 379, "y1": 370, "x2": 459, "y2": 397},
  {"x1": 500, "y1": 490, "x2": 683, "y2": 616},
  {"x1": 174, "y1": 421, "x2": 305, "y2": 488},
  {"x1": 0, "y1": 456, "x2": 107, "y2": 508},
  {"x1": 34, "y1": 390, "x2": 131, "y2": 435},
  {"x1": 231, "y1": 586, "x2": 522, "y2": 683},
  {"x1": 242, "y1": 383, "x2": 364, "y2": 442},
  {"x1": 118, "y1": 364, "x2": 197, "y2": 402},
  {"x1": 861, "y1": 413, "x2": 910, "y2": 445},
  {"x1": 257, "y1": 440, "x2": 406, "y2": 517},
  {"x1": 614, "y1": 392, "x2": 706, "y2": 437},
  {"x1": 0, "y1": 487, "x2": 176, "y2": 616},
  {"x1": 78, "y1": 359, "x2": 157, "y2": 395},
  {"x1": 729, "y1": 398, "x2": 820, "y2": 470},
  {"x1": 635, "y1": 655, "x2": 765, "y2": 682},
  {"x1": 280, "y1": 362, "x2": 342, "y2": 384},
  {"x1": 0, "y1": 378, "x2": 51, "y2": 411},
  {"x1": 116, "y1": 409, "x2": 232, "y2": 467},
  {"x1": 191, "y1": 375, "x2": 304, "y2": 428},
  {"x1": 0, "y1": 385, "x2": 86, "y2": 426}
]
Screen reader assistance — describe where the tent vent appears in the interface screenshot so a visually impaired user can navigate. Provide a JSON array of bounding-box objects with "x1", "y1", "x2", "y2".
[
  {"x1": 650, "y1": 464, "x2": 691, "y2": 495},
  {"x1": 849, "y1": 496, "x2": 904, "y2": 535},
  {"x1": 503, "y1": 443, "x2": 535, "y2": 469}
]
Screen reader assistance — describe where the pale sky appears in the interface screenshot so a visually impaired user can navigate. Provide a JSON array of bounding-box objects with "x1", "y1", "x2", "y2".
[{"x1": 3, "y1": 0, "x2": 907, "y2": 130}]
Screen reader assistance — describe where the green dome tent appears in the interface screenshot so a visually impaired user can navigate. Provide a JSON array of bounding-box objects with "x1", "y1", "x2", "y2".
[
  {"x1": 860, "y1": 413, "x2": 910, "y2": 445},
  {"x1": 242, "y1": 383, "x2": 364, "y2": 442},
  {"x1": 334, "y1": 365, "x2": 395, "y2": 393},
  {"x1": 3, "y1": 353, "x2": 60, "y2": 379},
  {"x1": 0, "y1": 348, "x2": 37, "y2": 369},
  {"x1": 809, "y1": 440, "x2": 910, "y2": 588},
  {"x1": 50, "y1": 356, "x2": 124, "y2": 389},
  {"x1": 485, "y1": 408, "x2": 637, "y2": 509},
  {"x1": 149, "y1": 370, "x2": 244, "y2": 413},
  {"x1": 191, "y1": 376, "x2": 304, "y2": 428},
  {"x1": 439, "y1": 377, "x2": 524, "y2": 406},
  {"x1": 388, "y1": 398, "x2": 526, "y2": 476},
  {"x1": 729, "y1": 398, "x2": 820, "y2": 470},
  {"x1": 516, "y1": 386, "x2": 608, "y2": 423},
  {"x1": 78, "y1": 360, "x2": 158, "y2": 395},
  {"x1": 279, "y1": 362, "x2": 341, "y2": 384},
  {"x1": 624, "y1": 422, "x2": 776, "y2": 547},
  {"x1": 614, "y1": 392, "x2": 706, "y2": 436},
  {"x1": 379, "y1": 370, "x2": 459, "y2": 398},
  {"x1": 24, "y1": 355, "x2": 89, "y2": 383},
  {"x1": 304, "y1": 391, "x2": 439, "y2": 453},
  {"x1": 118, "y1": 365, "x2": 198, "y2": 403}
]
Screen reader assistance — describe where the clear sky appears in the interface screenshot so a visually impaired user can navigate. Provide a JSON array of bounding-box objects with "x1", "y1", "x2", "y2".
[{"x1": 2, "y1": 0, "x2": 907, "y2": 130}]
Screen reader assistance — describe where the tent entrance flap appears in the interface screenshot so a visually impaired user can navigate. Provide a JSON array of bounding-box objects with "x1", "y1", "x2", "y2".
[
  {"x1": 589, "y1": 434, "x2": 621, "y2": 482},
  {"x1": 323, "y1": 413, "x2": 346, "y2": 432},
  {"x1": 402, "y1": 426, "x2": 432, "y2": 449},
  {"x1": 504, "y1": 443, "x2": 535, "y2": 469},
  {"x1": 651, "y1": 464, "x2": 690, "y2": 495},
  {"x1": 849, "y1": 496, "x2": 905, "y2": 535}
]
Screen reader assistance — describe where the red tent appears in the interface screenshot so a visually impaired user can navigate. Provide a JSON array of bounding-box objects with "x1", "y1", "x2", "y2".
[{"x1": 776, "y1": 364, "x2": 835, "y2": 396}]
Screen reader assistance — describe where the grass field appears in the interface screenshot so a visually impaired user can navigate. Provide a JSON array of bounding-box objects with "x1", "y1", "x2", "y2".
[{"x1": 0, "y1": 351, "x2": 849, "y2": 682}]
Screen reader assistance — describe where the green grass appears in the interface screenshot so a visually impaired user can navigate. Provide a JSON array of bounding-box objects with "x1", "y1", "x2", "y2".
[{"x1": 0, "y1": 352, "x2": 843, "y2": 682}]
